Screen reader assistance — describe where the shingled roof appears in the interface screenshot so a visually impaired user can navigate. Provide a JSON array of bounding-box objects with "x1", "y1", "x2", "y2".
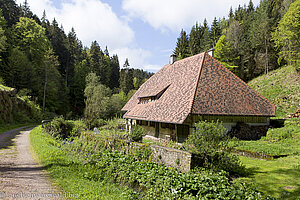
[{"x1": 122, "y1": 52, "x2": 276, "y2": 124}]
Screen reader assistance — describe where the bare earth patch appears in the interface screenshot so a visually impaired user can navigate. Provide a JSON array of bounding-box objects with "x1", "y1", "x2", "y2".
[{"x1": 0, "y1": 128, "x2": 62, "y2": 199}]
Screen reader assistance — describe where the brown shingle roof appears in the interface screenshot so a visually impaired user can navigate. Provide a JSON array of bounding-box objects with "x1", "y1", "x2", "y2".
[{"x1": 122, "y1": 52, "x2": 276, "y2": 124}]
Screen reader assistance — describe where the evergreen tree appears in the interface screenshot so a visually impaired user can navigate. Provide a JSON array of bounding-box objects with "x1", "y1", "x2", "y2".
[
  {"x1": 200, "y1": 19, "x2": 211, "y2": 52},
  {"x1": 210, "y1": 17, "x2": 222, "y2": 47},
  {"x1": 109, "y1": 54, "x2": 120, "y2": 89},
  {"x1": 48, "y1": 18, "x2": 71, "y2": 85},
  {"x1": 247, "y1": 0, "x2": 255, "y2": 13},
  {"x1": 89, "y1": 41, "x2": 103, "y2": 75},
  {"x1": 120, "y1": 67, "x2": 134, "y2": 94},
  {"x1": 250, "y1": 1, "x2": 272, "y2": 74},
  {"x1": 0, "y1": 0, "x2": 22, "y2": 27},
  {"x1": 123, "y1": 58, "x2": 130, "y2": 68},
  {"x1": 174, "y1": 29, "x2": 189, "y2": 59},
  {"x1": 189, "y1": 22, "x2": 201, "y2": 55}
]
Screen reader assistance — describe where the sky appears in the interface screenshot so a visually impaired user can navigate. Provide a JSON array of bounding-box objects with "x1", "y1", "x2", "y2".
[{"x1": 16, "y1": 0, "x2": 260, "y2": 72}]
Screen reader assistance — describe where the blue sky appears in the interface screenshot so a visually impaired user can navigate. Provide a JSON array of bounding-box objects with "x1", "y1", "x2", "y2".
[{"x1": 17, "y1": 0, "x2": 260, "y2": 72}]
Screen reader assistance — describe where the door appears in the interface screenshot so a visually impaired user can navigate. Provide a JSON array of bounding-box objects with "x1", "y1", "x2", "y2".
[
  {"x1": 177, "y1": 125, "x2": 189, "y2": 143},
  {"x1": 155, "y1": 122, "x2": 159, "y2": 138}
]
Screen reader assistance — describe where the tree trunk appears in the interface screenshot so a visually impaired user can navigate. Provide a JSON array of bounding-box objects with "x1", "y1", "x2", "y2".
[
  {"x1": 264, "y1": 34, "x2": 269, "y2": 74},
  {"x1": 43, "y1": 64, "x2": 47, "y2": 111}
]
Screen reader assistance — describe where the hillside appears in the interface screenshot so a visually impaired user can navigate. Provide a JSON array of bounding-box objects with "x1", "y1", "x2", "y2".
[
  {"x1": 248, "y1": 65, "x2": 300, "y2": 118},
  {"x1": 0, "y1": 84, "x2": 41, "y2": 124}
]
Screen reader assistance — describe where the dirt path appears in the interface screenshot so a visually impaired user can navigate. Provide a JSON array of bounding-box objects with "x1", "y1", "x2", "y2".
[{"x1": 0, "y1": 128, "x2": 62, "y2": 199}]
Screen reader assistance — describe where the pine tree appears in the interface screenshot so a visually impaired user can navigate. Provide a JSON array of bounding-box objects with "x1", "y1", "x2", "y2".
[
  {"x1": 120, "y1": 67, "x2": 134, "y2": 94},
  {"x1": 189, "y1": 22, "x2": 201, "y2": 55},
  {"x1": 48, "y1": 18, "x2": 71, "y2": 85},
  {"x1": 123, "y1": 58, "x2": 130, "y2": 68},
  {"x1": 0, "y1": 0, "x2": 22, "y2": 27},
  {"x1": 229, "y1": 6, "x2": 234, "y2": 20},
  {"x1": 174, "y1": 29, "x2": 189, "y2": 59},
  {"x1": 200, "y1": 19, "x2": 211, "y2": 52},
  {"x1": 247, "y1": 0, "x2": 255, "y2": 13},
  {"x1": 210, "y1": 17, "x2": 222, "y2": 47},
  {"x1": 109, "y1": 54, "x2": 120, "y2": 89}
]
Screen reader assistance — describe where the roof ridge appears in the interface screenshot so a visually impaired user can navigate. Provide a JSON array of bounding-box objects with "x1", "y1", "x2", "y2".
[{"x1": 188, "y1": 52, "x2": 206, "y2": 117}]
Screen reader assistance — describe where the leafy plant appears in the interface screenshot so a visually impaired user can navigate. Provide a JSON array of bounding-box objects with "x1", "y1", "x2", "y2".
[
  {"x1": 130, "y1": 125, "x2": 145, "y2": 142},
  {"x1": 44, "y1": 116, "x2": 73, "y2": 139},
  {"x1": 183, "y1": 120, "x2": 245, "y2": 175}
]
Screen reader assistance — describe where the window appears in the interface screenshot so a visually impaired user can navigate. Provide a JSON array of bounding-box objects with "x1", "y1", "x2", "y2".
[{"x1": 138, "y1": 85, "x2": 170, "y2": 104}]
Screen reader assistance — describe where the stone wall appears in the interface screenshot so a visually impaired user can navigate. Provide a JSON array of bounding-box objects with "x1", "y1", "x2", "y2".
[
  {"x1": 124, "y1": 142, "x2": 192, "y2": 173},
  {"x1": 150, "y1": 145, "x2": 192, "y2": 173}
]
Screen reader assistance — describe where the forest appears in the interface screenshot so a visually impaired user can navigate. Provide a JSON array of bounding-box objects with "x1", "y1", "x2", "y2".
[
  {"x1": 0, "y1": 0, "x2": 299, "y2": 122},
  {"x1": 173, "y1": 0, "x2": 299, "y2": 81},
  {"x1": 0, "y1": 0, "x2": 153, "y2": 122}
]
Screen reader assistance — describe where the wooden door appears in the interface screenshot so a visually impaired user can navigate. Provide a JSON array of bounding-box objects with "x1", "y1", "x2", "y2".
[{"x1": 177, "y1": 125, "x2": 189, "y2": 143}]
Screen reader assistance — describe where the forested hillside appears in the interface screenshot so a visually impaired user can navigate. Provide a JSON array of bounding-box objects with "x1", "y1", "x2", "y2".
[
  {"x1": 0, "y1": 0, "x2": 153, "y2": 121},
  {"x1": 173, "y1": 0, "x2": 299, "y2": 82},
  {"x1": 0, "y1": 0, "x2": 298, "y2": 123}
]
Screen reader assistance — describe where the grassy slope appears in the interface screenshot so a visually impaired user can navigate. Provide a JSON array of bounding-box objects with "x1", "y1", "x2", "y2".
[
  {"x1": 30, "y1": 126, "x2": 130, "y2": 200},
  {"x1": 248, "y1": 65, "x2": 300, "y2": 118},
  {"x1": 235, "y1": 66, "x2": 300, "y2": 199}
]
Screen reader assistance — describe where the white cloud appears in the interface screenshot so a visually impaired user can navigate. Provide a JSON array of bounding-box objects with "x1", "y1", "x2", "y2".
[
  {"x1": 143, "y1": 64, "x2": 161, "y2": 72},
  {"x1": 19, "y1": 0, "x2": 134, "y2": 49},
  {"x1": 16, "y1": 0, "x2": 159, "y2": 70},
  {"x1": 122, "y1": 0, "x2": 260, "y2": 32},
  {"x1": 111, "y1": 47, "x2": 152, "y2": 70}
]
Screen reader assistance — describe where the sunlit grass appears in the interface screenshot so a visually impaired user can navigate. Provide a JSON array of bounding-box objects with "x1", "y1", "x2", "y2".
[
  {"x1": 237, "y1": 155, "x2": 300, "y2": 199},
  {"x1": 30, "y1": 126, "x2": 130, "y2": 200}
]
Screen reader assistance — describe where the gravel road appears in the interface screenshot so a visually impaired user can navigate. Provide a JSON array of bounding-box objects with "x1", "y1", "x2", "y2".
[{"x1": 0, "y1": 128, "x2": 63, "y2": 199}]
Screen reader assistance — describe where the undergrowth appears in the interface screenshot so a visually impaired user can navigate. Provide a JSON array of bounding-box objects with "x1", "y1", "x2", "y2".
[{"x1": 30, "y1": 125, "x2": 274, "y2": 199}]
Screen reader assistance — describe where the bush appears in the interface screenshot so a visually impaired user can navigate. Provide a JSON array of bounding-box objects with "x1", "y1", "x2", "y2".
[
  {"x1": 102, "y1": 118, "x2": 125, "y2": 131},
  {"x1": 71, "y1": 119, "x2": 87, "y2": 137},
  {"x1": 183, "y1": 120, "x2": 246, "y2": 175},
  {"x1": 130, "y1": 125, "x2": 145, "y2": 142},
  {"x1": 44, "y1": 116, "x2": 73, "y2": 139},
  {"x1": 89, "y1": 118, "x2": 106, "y2": 129}
]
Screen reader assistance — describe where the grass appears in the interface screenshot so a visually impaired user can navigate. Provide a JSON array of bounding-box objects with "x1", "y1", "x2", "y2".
[
  {"x1": 232, "y1": 119, "x2": 300, "y2": 155},
  {"x1": 237, "y1": 155, "x2": 300, "y2": 199},
  {"x1": 234, "y1": 119, "x2": 300, "y2": 199},
  {"x1": 30, "y1": 126, "x2": 132, "y2": 200},
  {"x1": 248, "y1": 65, "x2": 300, "y2": 118}
]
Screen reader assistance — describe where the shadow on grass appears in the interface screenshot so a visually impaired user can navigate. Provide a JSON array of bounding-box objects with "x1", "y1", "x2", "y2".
[{"x1": 252, "y1": 168, "x2": 300, "y2": 199}]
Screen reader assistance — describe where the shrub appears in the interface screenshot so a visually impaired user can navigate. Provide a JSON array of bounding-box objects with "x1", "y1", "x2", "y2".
[
  {"x1": 44, "y1": 116, "x2": 73, "y2": 139},
  {"x1": 88, "y1": 118, "x2": 106, "y2": 129},
  {"x1": 130, "y1": 125, "x2": 145, "y2": 142},
  {"x1": 102, "y1": 118, "x2": 125, "y2": 131},
  {"x1": 71, "y1": 119, "x2": 87, "y2": 137},
  {"x1": 183, "y1": 120, "x2": 246, "y2": 175}
]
